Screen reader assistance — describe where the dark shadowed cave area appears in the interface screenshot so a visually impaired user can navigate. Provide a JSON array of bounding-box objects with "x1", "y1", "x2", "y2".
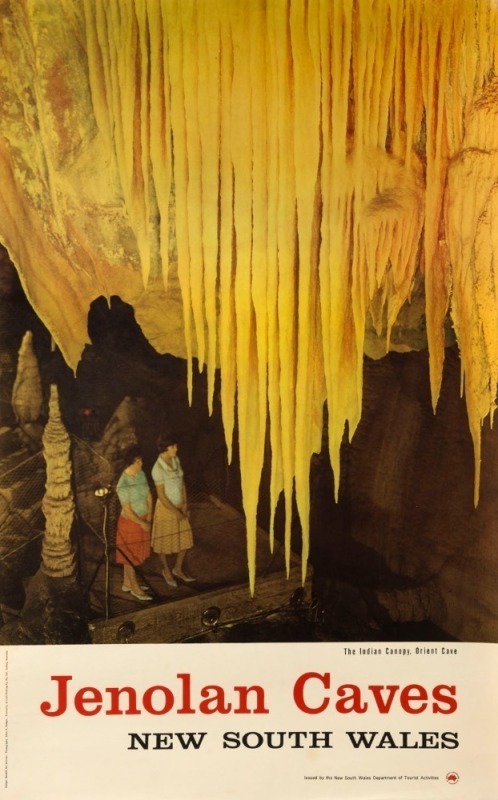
[{"x1": 0, "y1": 252, "x2": 496, "y2": 644}]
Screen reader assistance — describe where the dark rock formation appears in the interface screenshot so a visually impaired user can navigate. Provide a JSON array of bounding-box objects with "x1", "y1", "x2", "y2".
[
  {"x1": 0, "y1": 571, "x2": 90, "y2": 645},
  {"x1": 310, "y1": 346, "x2": 498, "y2": 642}
]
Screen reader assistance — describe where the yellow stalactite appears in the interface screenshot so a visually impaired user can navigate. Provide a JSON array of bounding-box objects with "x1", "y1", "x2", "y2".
[
  {"x1": 446, "y1": 76, "x2": 498, "y2": 506},
  {"x1": 197, "y1": 1, "x2": 221, "y2": 414},
  {"x1": 149, "y1": 1, "x2": 173, "y2": 290},
  {"x1": 218, "y1": 2, "x2": 236, "y2": 463},
  {"x1": 270, "y1": 0, "x2": 297, "y2": 571},
  {"x1": 136, "y1": 0, "x2": 153, "y2": 287},
  {"x1": 165, "y1": 0, "x2": 194, "y2": 403},
  {"x1": 421, "y1": 3, "x2": 452, "y2": 412},
  {"x1": 265, "y1": 3, "x2": 284, "y2": 552},
  {"x1": 249, "y1": 0, "x2": 270, "y2": 569},
  {"x1": 230, "y1": 0, "x2": 263, "y2": 593},
  {"x1": 321, "y1": 0, "x2": 355, "y2": 493},
  {"x1": 401, "y1": 0, "x2": 423, "y2": 169},
  {"x1": 181, "y1": 0, "x2": 206, "y2": 370},
  {"x1": 290, "y1": 0, "x2": 323, "y2": 578},
  {"x1": 318, "y1": 0, "x2": 335, "y2": 480}
]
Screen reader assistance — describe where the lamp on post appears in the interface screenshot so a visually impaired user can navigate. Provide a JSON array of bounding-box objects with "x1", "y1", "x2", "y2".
[{"x1": 93, "y1": 485, "x2": 113, "y2": 619}]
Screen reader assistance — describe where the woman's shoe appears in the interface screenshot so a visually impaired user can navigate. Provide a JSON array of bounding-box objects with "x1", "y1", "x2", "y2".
[
  {"x1": 172, "y1": 569, "x2": 196, "y2": 583},
  {"x1": 130, "y1": 590, "x2": 153, "y2": 601},
  {"x1": 122, "y1": 585, "x2": 149, "y2": 593},
  {"x1": 162, "y1": 571, "x2": 178, "y2": 588}
]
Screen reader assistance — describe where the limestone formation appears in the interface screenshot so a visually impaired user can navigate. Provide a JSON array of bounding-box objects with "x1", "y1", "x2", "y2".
[
  {"x1": 11, "y1": 331, "x2": 43, "y2": 425},
  {"x1": 72, "y1": 396, "x2": 142, "y2": 538},
  {"x1": 41, "y1": 385, "x2": 76, "y2": 577}
]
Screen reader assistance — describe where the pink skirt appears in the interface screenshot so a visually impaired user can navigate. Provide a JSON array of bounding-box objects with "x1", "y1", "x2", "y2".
[
  {"x1": 152, "y1": 502, "x2": 194, "y2": 555},
  {"x1": 115, "y1": 515, "x2": 151, "y2": 565}
]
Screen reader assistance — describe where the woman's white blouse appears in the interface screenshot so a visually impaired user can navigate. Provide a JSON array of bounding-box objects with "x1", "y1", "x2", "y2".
[{"x1": 152, "y1": 455, "x2": 184, "y2": 506}]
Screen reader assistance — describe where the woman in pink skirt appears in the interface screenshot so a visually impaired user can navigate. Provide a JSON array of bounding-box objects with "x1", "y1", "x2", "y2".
[
  {"x1": 151, "y1": 434, "x2": 195, "y2": 588},
  {"x1": 115, "y1": 445, "x2": 153, "y2": 601}
]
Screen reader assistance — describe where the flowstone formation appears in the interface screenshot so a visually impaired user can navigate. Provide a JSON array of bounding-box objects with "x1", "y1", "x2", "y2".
[{"x1": 1, "y1": 1, "x2": 498, "y2": 590}]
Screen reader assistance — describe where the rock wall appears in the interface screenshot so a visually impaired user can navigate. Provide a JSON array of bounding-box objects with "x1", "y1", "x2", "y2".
[{"x1": 310, "y1": 346, "x2": 498, "y2": 642}]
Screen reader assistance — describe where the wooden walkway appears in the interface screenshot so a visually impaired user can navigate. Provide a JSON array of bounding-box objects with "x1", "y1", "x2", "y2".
[{"x1": 80, "y1": 495, "x2": 311, "y2": 643}]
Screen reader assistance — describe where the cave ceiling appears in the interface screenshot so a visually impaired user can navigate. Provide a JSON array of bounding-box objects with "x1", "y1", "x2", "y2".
[{"x1": 1, "y1": 0, "x2": 498, "y2": 588}]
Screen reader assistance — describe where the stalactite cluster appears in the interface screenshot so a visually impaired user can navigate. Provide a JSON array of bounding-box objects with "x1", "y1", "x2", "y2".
[
  {"x1": 1, "y1": 1, "x2": 498, "y2": 591},
  {"x1": 81, "y1": 0, "x2": 498, "y2": 589}
]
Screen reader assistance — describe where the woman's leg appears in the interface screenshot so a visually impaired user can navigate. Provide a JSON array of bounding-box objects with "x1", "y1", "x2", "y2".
[
  {"x1": 173, "y1": 549, "x2": 186, "y2": 573},
  {"x1": 158, "y1": 552, "x2": 171, "y2": 576},
  {"x1": 123, "y1": 563, "x2": 140, "y2": 591},
  {"x1": 173, "y1": 550, "x2": 195, "y2": 581},
  {"x1": 158, "y1": 553, "x2": 177, "y2": 586},
  {"x1": 122, "y1": 564, "x2": 152, "y2": 599}
]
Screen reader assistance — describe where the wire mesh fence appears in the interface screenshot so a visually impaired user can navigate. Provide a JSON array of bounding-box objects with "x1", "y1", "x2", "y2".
[{"x1": 0, "y1": 445, "x2": 46, "y2": 608}]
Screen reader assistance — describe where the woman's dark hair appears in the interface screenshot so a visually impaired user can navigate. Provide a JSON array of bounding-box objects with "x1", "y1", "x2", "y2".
[
  {"x1": 121, "y1": 444, "x2": 142, "y2": 468},
  {"x1": 157, "y1": 433, "x2": 177, "y2": 452}
]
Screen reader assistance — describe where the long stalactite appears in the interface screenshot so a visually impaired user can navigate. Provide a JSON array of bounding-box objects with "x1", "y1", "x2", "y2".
[{"x1": 1, "y1": 0, "x2": 498, "y2": 591}]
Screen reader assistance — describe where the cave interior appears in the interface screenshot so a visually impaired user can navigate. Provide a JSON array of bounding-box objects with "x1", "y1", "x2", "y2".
[{"x1": 1, "y1": 249, "x2": 494, "y2": 644}]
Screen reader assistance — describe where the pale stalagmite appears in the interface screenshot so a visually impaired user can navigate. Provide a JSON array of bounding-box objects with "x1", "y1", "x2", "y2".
[
  {"x1": 1, "y1": 1, "x2": 498, "y2": 590},
  {"x1": 41, "y1": 385, "x2": 76, "y2": 578},
  {"x1": 11, "y1": 331, "x2": 43, "y2": 425}
]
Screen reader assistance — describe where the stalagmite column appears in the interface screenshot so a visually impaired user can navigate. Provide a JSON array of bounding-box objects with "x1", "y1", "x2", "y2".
[
  {"x1": 41, "y1": 385, "x2": 76, "y2": 578},
  {"x1": 11, "y1": 331, "x2": 43, "y2": 425}
]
